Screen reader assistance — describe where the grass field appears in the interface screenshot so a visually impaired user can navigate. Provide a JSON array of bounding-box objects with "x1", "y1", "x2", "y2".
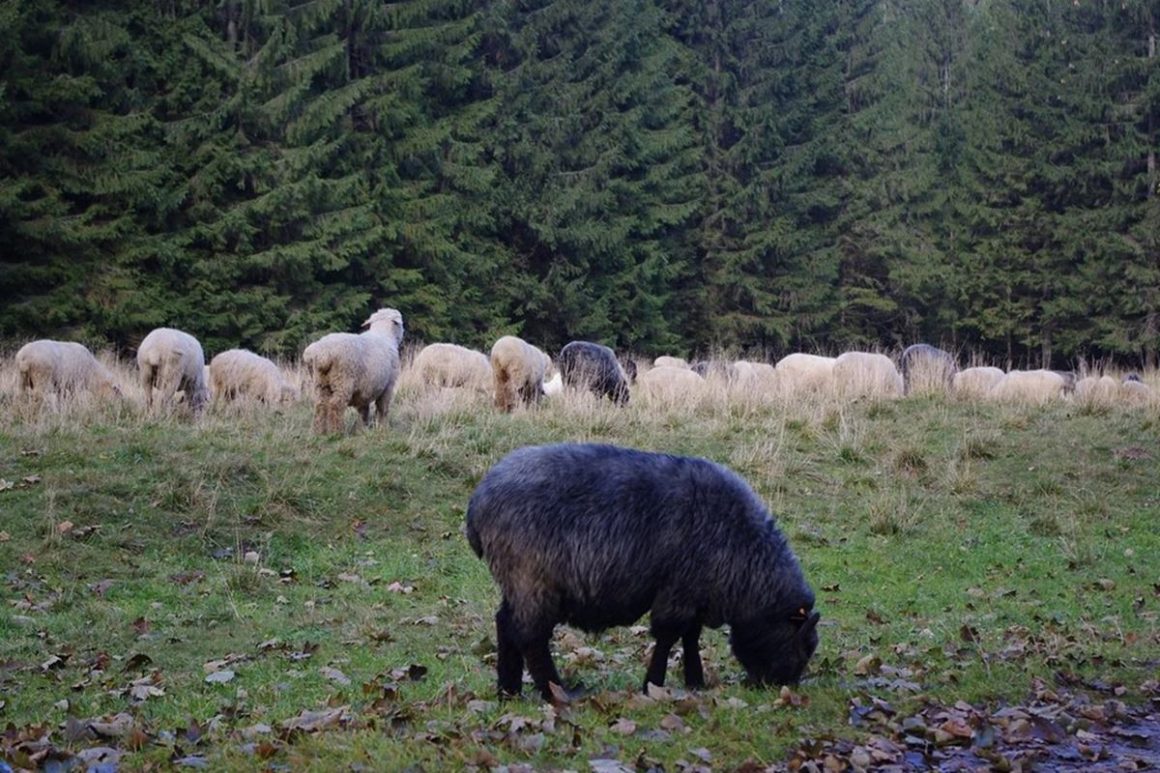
[{"x1": 2, "y1": 359, "x2": 1158, "y2": 770}]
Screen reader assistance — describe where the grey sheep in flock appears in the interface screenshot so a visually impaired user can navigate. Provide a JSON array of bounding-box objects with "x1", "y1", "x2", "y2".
[
  {"x1": 466, "y1": 443, "x2": 820, "y2": 700},
  {"x1": 558, "y1": 341, "x2": 633, "y2": 404},
  {"x1": 899, "y1": 344, "x2": 957, "y2": 396},
  {"x1": 302, "y1": 308, "x2": 405, "y2": 434}
]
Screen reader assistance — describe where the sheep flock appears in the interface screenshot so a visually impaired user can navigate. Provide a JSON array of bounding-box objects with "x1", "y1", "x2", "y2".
[{"x1": 5, "y1": 319, "x2": 1158, "y2": 431}]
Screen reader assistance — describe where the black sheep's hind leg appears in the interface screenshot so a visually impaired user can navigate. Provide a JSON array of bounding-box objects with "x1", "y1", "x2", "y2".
[
  {"x1": 682, "y1": 625, "x2": 705, "y2": 689},
  {"x1": 495, "y1": 601, "x2": 525, "y2": 698}
]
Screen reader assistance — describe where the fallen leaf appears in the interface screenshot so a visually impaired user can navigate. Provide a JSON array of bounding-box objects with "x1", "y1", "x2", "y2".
[
  {"x1": 321, "y1": 666, "x2": 351, "y2": 686},
  {"x1": 609, "y1": 717, "x2": 637, "y2": 735},
  {"x1": 205, "y1": 670, "x2": 236, "y2": 684},
  {"x1": 56, "y1": 521, "x2": 74, "y2": 535},
  {"x1": 280, "y1": 705, "x2": 349, "y2": 733}
]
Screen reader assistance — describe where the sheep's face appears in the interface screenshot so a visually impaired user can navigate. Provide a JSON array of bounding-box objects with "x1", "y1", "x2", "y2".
[{"x1": 729, "y1": 606, "x2": 820, "y2": 687}]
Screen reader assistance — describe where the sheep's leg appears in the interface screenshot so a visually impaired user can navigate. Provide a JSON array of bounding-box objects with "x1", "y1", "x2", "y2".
[
  {"x1": 357, "y1": 403, "x2": 371, "y2": 427},
  {"x1": 495, "y1": 600, "x2": 525, "y2": 698},
  {"x1": 374, "y1": 391, "x2": 391, "y2": 427},
  {"x1": 524, "y1": 634, "x2": 565, "y2": 701},
  {"x1": 681, "y1": 624, "x2": 705, "y2": 688},
  {"x1": 644, "y1": 629, "x2": 677, "y2": 690}
]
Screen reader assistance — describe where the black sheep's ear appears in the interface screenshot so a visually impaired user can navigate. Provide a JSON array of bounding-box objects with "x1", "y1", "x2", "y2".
[
  {"x1": 788, "y1": 606, "x2": 809, "y2": 624},
  {"x1": 796, "y1": 611, "x2": 821, "y2": 641}
]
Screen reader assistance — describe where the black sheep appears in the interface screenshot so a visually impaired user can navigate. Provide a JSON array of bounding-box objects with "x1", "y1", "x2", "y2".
[
  {"x1": 558, "y1": 341, "x2": 632, "y2": 404},
  {"x1": 465, "y1": 443, "x2": 820, "y2": 699},
  {"x1": 899, "y1": 343, "x2": 957, "y2": 396}
]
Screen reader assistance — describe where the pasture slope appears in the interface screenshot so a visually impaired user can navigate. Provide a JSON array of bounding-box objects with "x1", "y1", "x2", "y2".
[{"x1": 1, "y1": 359, "x2": 1158, "y2": 770}]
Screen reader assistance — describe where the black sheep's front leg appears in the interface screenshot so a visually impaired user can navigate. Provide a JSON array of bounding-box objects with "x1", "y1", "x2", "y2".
[
  {"x1": 644, "y1": 628, "x2": 678, "y2": 691},
  {"x1": 523, "y1": 633, "x2": 566, "y2": 701},
  {"x1": 495, "y1": 600, "x2": 525, "y2": 698},
  {"x1": 681, "y1": 624, "x2": 705, "y2": 688}
]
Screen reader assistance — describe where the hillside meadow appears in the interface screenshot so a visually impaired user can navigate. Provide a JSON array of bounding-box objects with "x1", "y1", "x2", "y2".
[{"x1": 1, "y1": 356, "x2": 1159, "y2": 770}]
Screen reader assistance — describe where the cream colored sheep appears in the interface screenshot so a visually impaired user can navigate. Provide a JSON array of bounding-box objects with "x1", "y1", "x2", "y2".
[
  {"x1": 653, "y1": 356, "x2": 689, "y2": 369},
  {"x1": 1074, "y1": 375, "x2": 1120, "y2": 405},
  {"x1": 774, "y1": 353, "x2": 836, "y2": 393},
  {"x1": 543, "y1": 371, "x2": 564, "y2": 397},
  {"x1": 832, "y1": 351, "x2": 903, "y2": 399},
  {"x1": 15, "y1": 340, "x2": 122, "y2": 402},
  {"x1": 302, "y1": 308, "x2": 405, "y2": 434},
  {"x1": 988, "y1": 369, "x2": 1066, "y2": 404},
  {"x1": 137, "y1": 327, "x2": 210, "y2": 414},
  {"x1": 490, "y1": 335, "x2": 551, "y2": 412},
  {"x1": 1121, "y1": 375, "x2": 1153, "y2": 404},
  {"x1": 952, "y1": 366, "x2": 1005, "y2": 398},
  {"x1": 637, "y1": 365, "x2": 706, "y2": 405},
  {"x1": 209, "y1": 349, "x2": 296, "y2": 405},
  {"x1": 412, "y1": 343, "x2": 492, "y2": 393}
]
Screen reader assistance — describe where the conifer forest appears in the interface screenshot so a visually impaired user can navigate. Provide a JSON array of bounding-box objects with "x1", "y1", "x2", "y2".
[{"x1": 2, "y1": 0, "x2": 1159, "y2": 369}]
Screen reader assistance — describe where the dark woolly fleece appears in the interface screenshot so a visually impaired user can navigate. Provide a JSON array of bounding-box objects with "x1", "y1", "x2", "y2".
[
  {"x1": 558, "y1": 341, "x2": 632, "y2": 404},
  {"x1": 466, "y1": 443, "x2": 819, "y2": 699}
]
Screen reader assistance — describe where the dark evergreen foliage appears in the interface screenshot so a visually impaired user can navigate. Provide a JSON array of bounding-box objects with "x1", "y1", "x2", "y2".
[{"x1": 2, "y1": 0, "x2": 1158, "y2": 367}]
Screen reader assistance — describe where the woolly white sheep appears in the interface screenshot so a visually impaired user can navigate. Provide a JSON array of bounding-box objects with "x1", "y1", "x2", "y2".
[
  {"x1": 1074, "y1": 375, "x2": 1119, "y2": 404},
  {"x1": 490, "y1": 335, "x2": 551, "y2": 412},
  {"x1": 1121, "y1": 374, "x2": 1153, "y2": 403},
  {"x1": 774, "y1": 353, "x2": 836, "y2": 393},
  {"x1": 952, "y1": 366, "x2": 1005, "y2": 398},
  {"x1": 832, "y1": 351, "x2": 903, "y2": 399},
  {"x1": 637, "y1": 365, "x2": 706, "y2": 404},
  {"x1": 16, "y1": 340, "x2": 122, "y2": 402},
  {"x1": 653, "y1": 356, "x2": 689, "y2": 369},
  {"x1": 137, "y1": 327, "x2": 210, "y2": 414},
  {"x1": 988, "y1": 369, "x2": 1066, "y2": 404},
  {"x1": 302, "y1": 308, "x2": 405, "y2": 434},
  {"x1": 209, "y1": 349, "x2": 296, "y2": 406},
  {"x1": 542, "y1": 371, "x2": 564, "y2": 397},
  {"x1": 411, "y1": 343, "x2": 492, "y2": 393}
]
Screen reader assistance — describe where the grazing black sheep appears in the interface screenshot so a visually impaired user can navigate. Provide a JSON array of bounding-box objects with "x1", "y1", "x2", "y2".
[
  {"x1": 558, "y1": 341, "x2": 632, "y2": 404},
  {"x1": 465, "y1": 443, "x2": 820, "y2": 699},
  {"x1": 899, "y1": 343, "x2": 957, "y2": 396}
]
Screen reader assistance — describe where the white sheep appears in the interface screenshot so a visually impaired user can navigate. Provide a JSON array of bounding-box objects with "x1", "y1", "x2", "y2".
[
  {"x1": 988, "y1": 369, "x2": 1066, "y2": 403},
  {"x1": 774, "y1": 353, "x2": 836, "y2": 393},
  {"x1": 653, "y1": 356, "x2": 689, "y2": 369},
  {"x1": 15, "y1": 340, "x2": 122, "y2": 402},
  {"x1": 542, "y1": 371, "x2": 564, "y2": 397},
  {"x1": 1121, "y1": 374, "x2": 1153, "y2": 404},
  {"x1": 1074, "y1": 375, "x2": 1120, "y2": 405},
  {"x1": 411, "y1": 343, "x2": 492, "y2": 393},
  {"x1": 208, "y1": 349, "x2": 296, "y2": 406},
  {"x1": 637, "y1": 365, "x2": 706, "y2": 405},
  {"x1": 832, "y1": 351, "x2": 903, "y2": 399},
  {"x1": 302, "y1": 308, "x2": 405, "y2": 434},
  {"x1": 490, "y1": 335, "x2": 551, "y2": 412},
  {"x1": 137, "y1": 327, "x2": 210, "y2": 414},
  {"x1": 952, "y1": 366, "x2": 1005, "y2": 398}
]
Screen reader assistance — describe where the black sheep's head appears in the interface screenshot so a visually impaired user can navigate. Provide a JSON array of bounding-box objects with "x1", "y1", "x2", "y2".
[{"x1": 729, "y1": 604, "x2": 820, "y2": 687}]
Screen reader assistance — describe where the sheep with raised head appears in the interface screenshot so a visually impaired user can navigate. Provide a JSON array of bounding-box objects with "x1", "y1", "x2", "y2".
[
  {"x1": 208, "y1": 349, "x2": 296, "y2": 406},
  {"x1": 899, "y1": 344, "x2": 957, "y2": 396},
  {"x1": 466, "y1": 443, "x2": 820, "y2": 699},
  {"x1": 558, "y1": 341, "x2": 631, "y2": 404},
  {"x1": 412, "y1": 343, "x2": 492, "y2": 393},
  {"x1": 952, "y1": 366, "x2": 1005, "y2": 398},
  {"x1": 833, "y1": 351, "x2": 903, "y2": 399},
  {"x1": 137, "y1": 327, "x2": 210, "y2": 414},
  {"x1": 988, "y1": 369, "x2": 1067, "y2": 404},
  {"x1": 774, "y1": 353, "x2": 836, "y2": 393},
  {"x1": 302, "y1": 308, "x2": 405, "y2": 434},
  {"x1": 491, "y1": 335, "x2": 551, "y2": 412},
  {"x1": 16, "y1": 340, "x2": 122, "y2": 402},
  {"x1": 636, "y1": 365, "x2": 706, "y2": 405}
]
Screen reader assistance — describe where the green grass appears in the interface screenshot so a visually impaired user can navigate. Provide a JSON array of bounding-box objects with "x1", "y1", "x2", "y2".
[{"x1": 1, "y1": 378, "x2": 1158, "y2": 769}]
